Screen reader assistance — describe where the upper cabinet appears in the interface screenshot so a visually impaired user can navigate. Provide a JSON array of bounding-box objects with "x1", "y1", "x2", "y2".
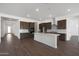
[
  {"x1": 20, "y1": 21, "x2": 35, "y2": 33},
  {"x1": 57, "y1": 19, "x2": 66, "y2": 29},
  {"x1": 39, "y1": 22, "x2": 52, "y2": 32},
  {"x1": 20, "y1": 21, "x2": 35, "y2": 29},
  {"x1": 20, "y1": 21, "x2": 29, "y2": 29},
  {"x1": 29, "y1": 23, "x2": 35, "y2": 29}
]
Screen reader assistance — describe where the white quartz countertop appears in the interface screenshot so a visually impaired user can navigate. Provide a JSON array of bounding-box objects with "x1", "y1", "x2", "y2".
[
  {"x1": 20, "y1": 29, "x2": 29, "y2": 33},
  {"x1": 56, "y1": 29, "x2": 66, "y2": 34},
  {"x1": 34, "y1": 32, "x2": 60, "y2": 36},
  {"x1": 47, "y1": 29, "x2": 66, "y2": 34}
]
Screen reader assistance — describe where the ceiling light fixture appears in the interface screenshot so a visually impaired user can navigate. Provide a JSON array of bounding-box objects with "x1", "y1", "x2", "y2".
[
  {"x1": 35, "y1": 8, "x2": 39, "y2": 12},
  {"x1": 67, "y1": 9, "x2": 71, "y2": 12}
]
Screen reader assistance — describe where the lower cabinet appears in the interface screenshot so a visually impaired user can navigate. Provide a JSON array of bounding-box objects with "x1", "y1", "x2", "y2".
[
  {"x1": 58, "y1": 34, "x2": 66, "y2": 41},
  {"x1": 20, "y1": 33, "x2": 34, "y2": 39}
]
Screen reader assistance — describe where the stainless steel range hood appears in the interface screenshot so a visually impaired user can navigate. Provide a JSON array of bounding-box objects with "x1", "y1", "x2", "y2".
[
  {"x1": 52, "y1": 17, "x2": 57, "y2": 32},
  {"x1": 52, "y1": 17, "x2": 57, "y2": 26}
]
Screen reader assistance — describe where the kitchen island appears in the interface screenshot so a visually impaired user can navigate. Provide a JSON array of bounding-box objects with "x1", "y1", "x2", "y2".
[{"x1": 34, "y1": 33, "x2": 59, "y2": 48}]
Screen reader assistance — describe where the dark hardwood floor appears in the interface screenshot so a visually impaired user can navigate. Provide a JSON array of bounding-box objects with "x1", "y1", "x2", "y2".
[{"x1": 0, "y1": 34, "x2": 79, "y2": 56}]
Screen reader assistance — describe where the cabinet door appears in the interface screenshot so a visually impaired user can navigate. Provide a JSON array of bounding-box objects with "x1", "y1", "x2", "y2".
[
  {"x1": 20, "y1": 22, "x2": 29, "y2": 29},
  {"x1": 57, "y1": 20, "x2": 66, "y2": 29},
  {"x1": 39, "y1": 22, "x2": 51, "y2": 32},
  {"x1": 29, "y1": 23, "x2": 34, "y2": 28},
  {"x1": 58, "y1": 34, "x2": 66, "y2": 41}
]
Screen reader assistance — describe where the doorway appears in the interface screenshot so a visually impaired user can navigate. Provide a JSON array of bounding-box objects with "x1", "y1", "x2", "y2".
[{"x1": 8, "y1": 26, "x2": 11, "y2": 34}]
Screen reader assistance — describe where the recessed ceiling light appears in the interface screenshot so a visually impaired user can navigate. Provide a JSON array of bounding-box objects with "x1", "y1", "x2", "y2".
[
  {"x1": 67, "y1": 9, "x2": 71, "y2": 12},
  {"x1": 26, "y1": 14, "x2": 30, "y2": 17},
  {"x1": 35, "y1": 8, "x2": 39, "y2": 12}
]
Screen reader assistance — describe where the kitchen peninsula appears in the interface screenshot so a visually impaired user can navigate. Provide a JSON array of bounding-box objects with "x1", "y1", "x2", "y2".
[{"x1": 34, "y1": 32, "x2": 59, "y2": 48}]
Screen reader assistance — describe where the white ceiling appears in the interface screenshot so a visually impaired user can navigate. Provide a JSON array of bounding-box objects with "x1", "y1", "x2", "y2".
[{"x1": 0, "y1": 3, "x2": 79, "y2": 20}]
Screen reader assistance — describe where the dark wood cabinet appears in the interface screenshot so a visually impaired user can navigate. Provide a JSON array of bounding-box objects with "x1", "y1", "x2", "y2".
[
  {"x1": 20, "y1": 33, "x2": 34, "y2": 39},
  {"x1": 39, "y1": 22, "x2": 51, "y2": 32},
  {"x1": 58, "y1": 34, "x2": 66, "y2": 41},
  {"x1": 29, "y1": 23, "x2": 34, "y2": 28},
  {"x1": 20, "y1": 21, "x2": 35, "y2": 33},
  {"x1": 57, "y1": 20, "x2": 66, "y2": 29},
  {"x1": 57, "y1": 20, "x2": 66, "y2": 41},
  {"x1": 20, "y1": 21, "x2": 35, "y2": 39},
  {"x1": 20, "y1": 21, "x2": 29, "y2": 29}
]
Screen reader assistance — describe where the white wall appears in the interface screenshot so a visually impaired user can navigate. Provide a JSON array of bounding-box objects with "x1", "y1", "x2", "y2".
[
  {"x1": 34, "y1": 22, "x2": 38, "y2": 32},
  {"x1": 1, "y1": 19, "x2": 5, "y2": 37},
  {"x1": 67, "y1": 17, "x2": 79, "y2": 41},
  {"x1": 12, "y1": 21, "x2": 20, "y2": 39}
]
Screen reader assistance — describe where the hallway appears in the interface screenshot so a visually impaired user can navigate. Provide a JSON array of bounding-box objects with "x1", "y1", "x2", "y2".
[{"x1": 0, "y1": 34, "x2": 79, "y2": 56}]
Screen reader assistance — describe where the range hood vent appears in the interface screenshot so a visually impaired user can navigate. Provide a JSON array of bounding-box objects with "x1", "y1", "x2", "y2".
[{"x1": 52, "y1": 17, "x2": 57, "y2": 26}]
